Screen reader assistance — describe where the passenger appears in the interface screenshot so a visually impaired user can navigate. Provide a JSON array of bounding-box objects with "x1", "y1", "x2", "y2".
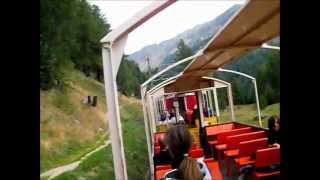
[
  {"x1": 268, "y1": 115, "x2": 280, "y2": 148},
  {"x1": 160, "y1": 113, "x2": 166, "y2": 125},
  {"x1": 169, "y1": 109, "x2": 175, "y2": 119},
  {"x1": 162, "y1": 125, "x2": 211, "y2": 180},
  {"x1": 177, "y1": 111, "x2": 185, "y2": 124},
  {"x1": 191, "y1": 105, "x2": 200, "y2": 127},
  {"x1": 238, "y1": 115, "x2": 280, "y2": 180},
  {"x1": 154, "y1": 135, "x2": 171, "y2": 165},
  {"x1": 177, "y1": 115, "x2": 185, "y2": 124},
  {"x1": 164, "y1": 110, "x2": 170, "y2": 124},
  {"x1": 169, "y1": 115, "x2": 177, "y2": 124}
]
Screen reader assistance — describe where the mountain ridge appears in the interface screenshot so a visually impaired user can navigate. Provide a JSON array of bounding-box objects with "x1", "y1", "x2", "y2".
[{"x1": 128, "y1": 4, "x2": 243, "y2": 71}]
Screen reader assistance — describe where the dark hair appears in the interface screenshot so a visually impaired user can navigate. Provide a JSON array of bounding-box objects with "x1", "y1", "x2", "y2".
[
  {"x1": 268, "y1": 115, "x2": 280, "y2": 131},
  {"x1": 165, "y1": 125, "x2": 202, "y2": 180}
]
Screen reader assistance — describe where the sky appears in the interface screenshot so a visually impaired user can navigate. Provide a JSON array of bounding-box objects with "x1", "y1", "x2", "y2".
[{"x1": 87, "y1": 0, "x2": 245, "y2": 54}]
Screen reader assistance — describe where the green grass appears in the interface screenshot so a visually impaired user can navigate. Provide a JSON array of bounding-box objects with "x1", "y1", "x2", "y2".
[
  {"x1": 54, "y1": 118, "x2": 148, "y2": 180},
  {"x1": 40, "y1": 131, "x2": 107, "y2": 174},
  {"x1": 41, "y1": 70, "x2": 109, "y2": 173},
  {"x1": 67, "y1": 70, "x2": 106, "y2": 98},
  {"x1": 220, "y1": 103, "x2": 280, "y2": 128},
  {"x1": 53, "y1": 146, "x2": 114, "y2": 180},
  {"x1": 42, "y1": 70, "x2": 148, "y2": 179}
]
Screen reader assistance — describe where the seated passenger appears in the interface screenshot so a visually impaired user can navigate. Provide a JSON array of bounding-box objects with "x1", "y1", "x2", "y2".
[
  {"x1": 191, "y1": 105, "x2": 200, "y2": 127},
  {"x1": 159, "y1": 113, "x2": 166, "y2": 125},
  {"x1": 177, "y1": 114, "x2": 185, "y2": 124},
  {"x1": 238, "y1": 115, "x2": 280, "y2": 180},
  {"x1": 162, "y1": 125, "x2": 212, "y2": 180},
  {"x1": 268, "y1": 115, "x2": 280, "y2": 148}
]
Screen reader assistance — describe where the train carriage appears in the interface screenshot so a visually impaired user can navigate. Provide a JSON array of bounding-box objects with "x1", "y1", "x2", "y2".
[{"x1": 100, "y1": 0, "x2": 280, "y2": 179}]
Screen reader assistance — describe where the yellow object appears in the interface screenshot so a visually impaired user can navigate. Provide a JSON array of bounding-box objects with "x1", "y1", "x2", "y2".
[
  {"x1": 204, "y1": 116, "x2": 218, "y2": 126},
  {"x1": 157, "y1": 124, "x2": 167, "y2": 132}
]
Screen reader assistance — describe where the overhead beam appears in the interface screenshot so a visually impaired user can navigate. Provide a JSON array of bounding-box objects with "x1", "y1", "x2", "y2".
[{"x1": 101, "y1": 0, "x2": 177, "y2": 43}]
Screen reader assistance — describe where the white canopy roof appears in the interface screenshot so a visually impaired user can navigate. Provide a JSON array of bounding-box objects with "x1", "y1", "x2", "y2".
[{"x1": 164, "y1": 0, "x2": 280, "y2": 93}]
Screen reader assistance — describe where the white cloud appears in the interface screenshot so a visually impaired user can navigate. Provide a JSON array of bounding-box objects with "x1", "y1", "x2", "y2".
[{"x1": 88, "y1": 0, "x2": 245, "y2": 54}]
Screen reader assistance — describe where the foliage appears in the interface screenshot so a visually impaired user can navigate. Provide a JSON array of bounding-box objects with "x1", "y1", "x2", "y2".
[
  {"x1": 40, "y1": 0, "x2": 110, "y2": 89},
  {"x1": 212, "y1": 48, "x2": 280, "y2": 108},
  {"x1": 53, "y1": 100, "x2": 147, "y2": 180},
  {"x1": 116, "y1": 55, "x2": 147, "y2": 97},
  {"x1": 174, "y1": 39, "x2": 194, "y2": 62}
]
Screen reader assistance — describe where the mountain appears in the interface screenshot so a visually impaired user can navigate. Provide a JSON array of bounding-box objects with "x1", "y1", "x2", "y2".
[{"x1": 128, "y1": 4, "x2": 242, "y2": 71}]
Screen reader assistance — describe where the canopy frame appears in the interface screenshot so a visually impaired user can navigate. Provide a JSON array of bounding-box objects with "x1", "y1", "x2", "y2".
[{"x1": 217, "y1": 68, "x2": 262, "y2": 127}]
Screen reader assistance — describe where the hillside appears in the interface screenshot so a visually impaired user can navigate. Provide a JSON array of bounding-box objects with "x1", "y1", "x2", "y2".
[
  {"x1": 40, "y1": 70, "x2": 148, "y2": 179},
  {"x1": 220, "y1": 103, "x2": 280, "y2": 128},
  {"x1": 128, "y1": 4, "x2": 242, "y2": 71}
]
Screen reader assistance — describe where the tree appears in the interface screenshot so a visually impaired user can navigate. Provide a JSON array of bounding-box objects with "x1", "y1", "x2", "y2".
[
  {"x1": 40, "y1": 0, "x2": 110, "y2": 89},
  {"x1": 174, "y1": 39, "x2": 194, "y2": 62},
  {"x1": 257, "y1": 51, "x2": 280, "y2": 107},
  {"x1": 116, "y1": 55, "x2": 147, "y2": 97}
]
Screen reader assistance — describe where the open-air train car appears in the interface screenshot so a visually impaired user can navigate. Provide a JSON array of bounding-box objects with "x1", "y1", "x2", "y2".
[{"x1": 100, "y1": 0, "x2": 280, "y2": 179}]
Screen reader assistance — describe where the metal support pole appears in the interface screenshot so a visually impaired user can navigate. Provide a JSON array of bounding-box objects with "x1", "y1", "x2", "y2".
[
  {"x1": 140, "y1": 87, "x2": 154, "y2": 180},
  {"x1": 208, "y1": 90, "x2": 213, "y2": 115},
  {"x1": 102, "y1": 46, "x2": 128, "y2": 180},
  {"x1": 152, "y1": 96, "x2": 159, "y2": 126},
  {"x1": 227, "y1": 84, "x2": 235, "y2": 121},
  {"x1": 148, "y1": 95, "x2": 157, "y2": 134},
  {"x1": 253, "y1": 79, "x2": 262, "y2": 127},
  {"x1": 217, "y1": 68, "x2": 262, "y2": 125},
  {"x1": 213, "y1": 88, "x2": 220, "y2": 118},
  {"x1": 197, "y1": 91, "x2": 205, "y2": 127}
]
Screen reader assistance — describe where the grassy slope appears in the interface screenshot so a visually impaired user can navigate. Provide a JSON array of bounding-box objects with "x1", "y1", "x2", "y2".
[
  {"x1": 41, "y1": 70, "x2": 148, "y2": 179},
  {"x1": 55, "y1": 116, "x2": 148, "y2": 180},
  {"x1": 40, "y1": 71, "x2": 108, "y2": 173},
  {"x1": 220, "y1": 103, "x2": 280, "y2": 128}
]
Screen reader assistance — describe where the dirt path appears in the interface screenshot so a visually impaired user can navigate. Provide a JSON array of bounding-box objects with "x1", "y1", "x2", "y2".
[{"x1": 40, "y1": 140, "x2": 111, "y2": 180}]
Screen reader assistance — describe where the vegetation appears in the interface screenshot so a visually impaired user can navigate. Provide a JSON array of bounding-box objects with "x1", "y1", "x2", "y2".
[
  {"x1": 41, "y1": 70, "x2": 149, "y2": 179},
  {"x1": 174, "y1": 39, "x2": 194, "y2": 62},
  {"x1": 53, "y1": 92, "x2": 148, "y2": 180},
  {"x1": 117, "y1": 55, "x2": 148, "y2": 97},
  {"x1": 219, "y1": 103, "x2": 280, "y2": 128},
  {"x1": 40, "y1": 1, "x2": 149, "y2": 178},
  {"x1": 40, "y1": 71, "x2": 108, "y2": 173},
  {"x1": 40, "y1": 0, "x2": 109, "y2": 89},
  {"x1": 212, "y1": 48, "x2": 280, "y2": 109}
]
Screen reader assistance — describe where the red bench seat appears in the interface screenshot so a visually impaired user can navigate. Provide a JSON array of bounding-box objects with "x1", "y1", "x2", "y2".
[{"x1": 253, "y1": 147, "x2": 280, "y2": 180}]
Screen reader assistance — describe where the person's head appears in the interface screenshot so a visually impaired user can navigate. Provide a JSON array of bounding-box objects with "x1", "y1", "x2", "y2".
[
  {"x1": 268, "y1": 115, "x2": 280, "y2": 132},
  {"x1": 165, "y1": 125, "x2": 202, "y2": 180}
]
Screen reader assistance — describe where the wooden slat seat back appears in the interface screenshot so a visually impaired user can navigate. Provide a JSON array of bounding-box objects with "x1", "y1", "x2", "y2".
[
  {"x1": 255, "y1": 147, "x2": 280, "y2": 168},
  {"x1": 204, "y1": 158, "x2": 223, "y2": 180},
  {"x1": 217, "y1": 127, "x2": 252, "y2": 144},
  {"x1": 189, "y1": 148, "x2": 204, "y2": 158},
  {"x1": 238, "y1": 138, "x2": 268, "y2": 157},
  {"x1": 253, "y1": 147, "x2": 280, "y2": 179},
  {"x1": 205, "y1": 123, "x2": 234, "y2": 137},
  {"x1": 226, "y1": 131, "x2": 266, "y2": 150}
]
